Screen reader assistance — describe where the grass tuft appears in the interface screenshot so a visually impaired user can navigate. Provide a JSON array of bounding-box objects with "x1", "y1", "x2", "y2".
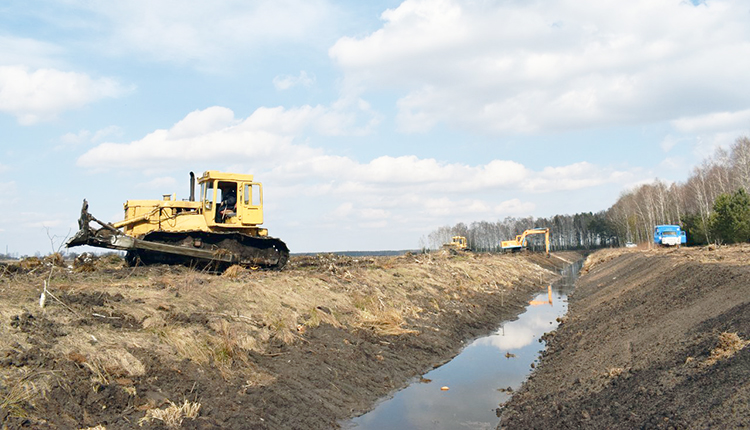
[
  {"x1": 0, "y1": 371, "x2": 52, "y2": 418},
  {"x1": 139, "y1": 399, "x2": 201, "y2": 428},
  {"x1": 221, "y1": 265, "x2": 246, "y2": 279},
  {"x1": 705, "y1": 332, "x2": 749, "y2": 366},
  {"x1": 358, "y1": 308, "x2": 418, "y2": 336}
]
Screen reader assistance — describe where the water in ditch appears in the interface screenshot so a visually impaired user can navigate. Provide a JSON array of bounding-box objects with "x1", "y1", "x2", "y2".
[{"x1": 346, "y1": 260, "x2": 582, "y2": 430}]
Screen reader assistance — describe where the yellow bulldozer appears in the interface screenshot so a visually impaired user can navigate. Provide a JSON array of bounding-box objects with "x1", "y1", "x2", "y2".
[
  {"x1": 501, "y1": 228, "x2": 550, "y2": 256},
  {"x1": 443, "y1": 235, "x2": 469, "y2": 251},
  {"x1": 67, "y1": 171, "x2": 289, "y2": 270}
]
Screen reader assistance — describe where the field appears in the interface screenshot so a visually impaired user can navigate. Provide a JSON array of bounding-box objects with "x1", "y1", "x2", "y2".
[{"x1": 0, "y1": 250, "x2": 574, "y2": 429}]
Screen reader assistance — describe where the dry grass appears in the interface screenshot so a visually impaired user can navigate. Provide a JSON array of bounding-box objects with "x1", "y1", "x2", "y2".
[
  {"x1": 138, "y1": 399, "x2": 201, "y2": 428},
  {"x1": 357, "y1": 308, "x2": 418, "y2": 336},
  {"x1": 221, "y1": 264, "x2": 246, "y2": 279},
  {"x1": 83, "y1": 358, "x2": 112, "y2": 386},
  {"x1": 155, "y1": 326, "x2": 213, "y2": 365},
  {"x1": 0, "y1": 250, "x2": 565, "y2": 427},
  {"x1": 0, "y1": 251, "x2": 559, "y2": 391},
  {"x1": 580, "y1": 248, "x2": 631, "y2": 275},
  {"x1": 704, "y1": 332, "x2": 750, "y2": 366},
  {"x1": 66, "y1": 348, "x2": 146, "y2": 385}
]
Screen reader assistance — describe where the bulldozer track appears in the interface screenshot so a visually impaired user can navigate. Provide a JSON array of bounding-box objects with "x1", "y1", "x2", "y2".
[{"x1": 127, "y1": 231, "x2": 289, "y2": 270}]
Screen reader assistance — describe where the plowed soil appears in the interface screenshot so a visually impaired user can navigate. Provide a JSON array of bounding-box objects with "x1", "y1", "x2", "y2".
[
  {"x1": 0, "y1": 251, "x2": 576, "y2": 429},
  {"x1": 499, "y1": 245, "x2": 750, "y2": 429}
]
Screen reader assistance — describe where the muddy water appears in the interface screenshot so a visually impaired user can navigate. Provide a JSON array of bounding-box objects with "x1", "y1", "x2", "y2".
[{"x1": 347, "y1": 261, "x2": 581, "y2": 430}]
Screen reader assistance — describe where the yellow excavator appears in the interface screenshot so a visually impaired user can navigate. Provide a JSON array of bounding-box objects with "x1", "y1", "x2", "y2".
[
  {"x1": 501, "y1": 228, "x2": 550, "y2": 256},
  {"x1": 66, "y1": 171, "x2": 289, "y2": 270}
]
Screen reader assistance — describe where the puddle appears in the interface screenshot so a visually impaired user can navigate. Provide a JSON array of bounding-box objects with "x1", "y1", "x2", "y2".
[{"x1": 346, "y1": 260, "x2": 582, "y2": 430}]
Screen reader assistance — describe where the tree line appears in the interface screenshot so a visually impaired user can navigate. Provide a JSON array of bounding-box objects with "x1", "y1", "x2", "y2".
[
  {"x1": 608, "y1": 136, "x2": 750, "y2": 246},
  {"x1": 422, "y1": 211, "x2": 617, "y2": 252},
  {"x1": 424, "y1": 136, "x2": 750, "y2": 251}
]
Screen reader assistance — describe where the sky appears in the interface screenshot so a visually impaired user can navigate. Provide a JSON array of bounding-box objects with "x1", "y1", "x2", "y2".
[{"x1": 1, "y1": 0, "x2": 750, "y2": 256}]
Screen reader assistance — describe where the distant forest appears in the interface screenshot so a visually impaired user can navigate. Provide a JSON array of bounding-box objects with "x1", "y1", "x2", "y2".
[{"x1": 425, "y1": 136, "x2": 750, "y2": 251}]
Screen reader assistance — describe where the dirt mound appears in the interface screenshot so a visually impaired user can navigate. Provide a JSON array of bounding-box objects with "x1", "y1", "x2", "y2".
[
  {"x1": 0, "y1": 251, "x2": 568, "y2": 429},
  {"x1": 499, "y1": 244, "x2": 750, "y2": 429}
]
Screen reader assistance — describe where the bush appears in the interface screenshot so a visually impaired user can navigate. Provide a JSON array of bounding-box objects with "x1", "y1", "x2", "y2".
[{"x1": 710, "y1": 188, "x2": 750, "y2": 244}]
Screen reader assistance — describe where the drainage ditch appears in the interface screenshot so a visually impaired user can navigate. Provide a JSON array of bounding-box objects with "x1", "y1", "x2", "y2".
[{"x1": 346, "y1": 260, "x2": 583, "y2": 430}]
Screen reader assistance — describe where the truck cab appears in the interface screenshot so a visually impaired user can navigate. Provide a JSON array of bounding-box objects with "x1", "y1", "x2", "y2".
[{"x1": 654, "y1": 225, "x2": 686, "y2": 247}]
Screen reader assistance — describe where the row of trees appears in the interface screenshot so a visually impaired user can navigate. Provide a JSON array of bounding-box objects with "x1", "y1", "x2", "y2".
[
  {"x1": 608, "y1": 137, "x2": 750, "y2": 245},
  {"x1": 424, "y1": 136, "x2": 750, "y2": 251},
  {"x1": 423, "y1": 211, "x2": 618, "y2": 252}
]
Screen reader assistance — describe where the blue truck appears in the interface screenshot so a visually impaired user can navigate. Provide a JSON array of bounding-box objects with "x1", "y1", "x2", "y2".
[{"x1": 654, "y1": 225, "x2": 687, "y2": 247}]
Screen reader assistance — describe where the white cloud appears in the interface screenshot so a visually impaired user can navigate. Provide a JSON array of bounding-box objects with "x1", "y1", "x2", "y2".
[
  {"x1": 169, "y1": 107, "x2": 237, "y2": 139},
  {"x1": 56, "y1": 126, "x2": 124, "y2": 151},
  {"x1": 76, "y1": 104, "x2": 382, "y2": 170},
  {"x1": 77, "y1": 106, "x2": 318, "y2": 170},
  {"x1": 75, "y1": 106, "x2": 640, "y2": 237},
  {"x1": 92, "y1": 125, "x2": 124, "y2": 143},
  {"x1": 671, "y1": 109, "x2": 750, "y2": 134},
  {"x1": 75, "y1": 0, "x2": 337, "y2": 70},
  {"x1": 659, "y1": 157, "x2": 685, "y2": 171},
  {"x1": 690, "y1": 131, "x2": 744, "y2": 160},
  {"x1": 60, "y1": 130, "x2": 92, "y2": 146},
  {"x1": 0, "y1": 35, "x2": 64, "y2": 69},
  {"x1": 136, "y1": 176, "x2": 179, "y2": 190},
  {"x1": 273, "y1": 71, "x2": 315, "y2": 90},
  {"x1": 330, "y1": 0, "x2": 750, "y2": 135},
  {"x1": 0, "y1": 66, "x2": 130, "y2": 125},
  {"x1": 0, "y1": 181, "x2": 17, "y2": 197},
  {"x1": 495, "y1": 199, "x2": 536, "y2": 215},
  {"x1": 660, "y1": 134, "x2": 682, "y2": 152},
  {"x1": 476, "y1": 313, "x2": 558, "y2": 351},
  {"x1": 518, "y1": 162, "x2": 631, "y2": 193},
  {"x1": 331, "y1": 202, "x2": 354, "y2": 218},
  {"x1": 77, "y1": 108, "x2": 636, "y2": 194}
]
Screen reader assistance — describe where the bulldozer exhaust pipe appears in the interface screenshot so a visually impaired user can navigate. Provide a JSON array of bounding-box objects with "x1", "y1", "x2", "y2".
[{"x1": 189, "y1": 172, "x2": 195, "y2": 201}]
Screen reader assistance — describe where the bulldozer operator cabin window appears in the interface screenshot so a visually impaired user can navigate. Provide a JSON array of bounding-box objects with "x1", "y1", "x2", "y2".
[
  {"x1": 244, "y1": 183, "x2": 261, "y2": 206},
  {"x1": 203, "y1": 181, "x2": 215, "y2": 210}
]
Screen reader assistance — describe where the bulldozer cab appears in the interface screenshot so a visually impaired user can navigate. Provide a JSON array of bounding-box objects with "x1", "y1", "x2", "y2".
[{"x1": 199, "y1": 172, "x2": 263, "y2": 227}]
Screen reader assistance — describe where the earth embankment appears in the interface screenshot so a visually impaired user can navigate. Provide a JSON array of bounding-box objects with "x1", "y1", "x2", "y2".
[
  {"x1": 0, "y1": 251, "x2": 572, "y2": 429},
  {"x1": 499, "y1": 245, "x2": 750, "y2": 429}
]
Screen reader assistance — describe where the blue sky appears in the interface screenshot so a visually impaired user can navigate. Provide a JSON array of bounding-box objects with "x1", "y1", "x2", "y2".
[{"x1": 1, "y1": 0, "x2": 749, "y2": 256}]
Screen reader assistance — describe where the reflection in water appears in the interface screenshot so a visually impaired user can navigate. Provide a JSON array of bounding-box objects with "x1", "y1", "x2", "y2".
[
  {"x1": 529, "y1": 285, "x2": 553, "y2": 306},
  {"x1": 348, "y1": 261, "x2": 581, "y2": 430}
]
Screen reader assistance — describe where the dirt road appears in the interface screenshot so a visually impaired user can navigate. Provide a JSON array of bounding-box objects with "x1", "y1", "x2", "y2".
[
  {"x1": 499, "y1": 245, "x2": 750, "y2": 429},
  {"x1": 0, "y1": 251, "x2": 574, "y2": 429}
]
